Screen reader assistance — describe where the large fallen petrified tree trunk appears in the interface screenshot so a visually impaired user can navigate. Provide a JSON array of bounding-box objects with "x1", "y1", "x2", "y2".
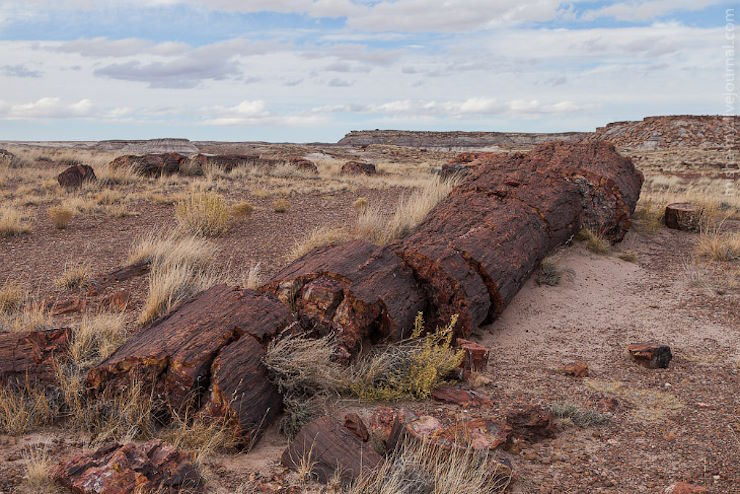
[{"x1": 87, "y1": 141, "x2": 642, "y2": 452}]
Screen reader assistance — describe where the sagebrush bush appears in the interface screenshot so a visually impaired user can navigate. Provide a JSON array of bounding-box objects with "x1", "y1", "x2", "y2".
[
  {"x1": 48, "y1": 205, "x2": 75, "y2": 230},
  {"x1": 176, "y1": 192, "x2": 230, "y2": 237},
  {"x1": 350, "y1": 313, "x2": 464, "y2": 401}
]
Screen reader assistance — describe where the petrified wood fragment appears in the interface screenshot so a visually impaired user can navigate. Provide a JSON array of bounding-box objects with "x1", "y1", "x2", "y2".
[
  {"x1": 628, "y1": 342, "x2": 672, "y2": 369},
  {"x1": 87, "y1": 284, "x2": 293, "y2": 413},
  {"x1": 0, "y1": 328, "x2": 70, "y2": 385},
  {"x1": 110, "y1": 153, "x2": 185, "y2": 176},
  {"x1": 282, "y1": 415, "x2": 382, "y2": 484},
  {"x1": 54, "y1": 440, "x2": 202, "y2": 494},
  {"x1": 202, "y1": 333, "x2": 282, "y2": 445},
  {"x1": 266, "y1": 240, "x2": 426, "y2": 352},
  {"x1": 664, "y1": 202, "x2": 701, "y2": 231},
  {"x1": 57, "y1": 163, "x2": 97, "y2": 189}
]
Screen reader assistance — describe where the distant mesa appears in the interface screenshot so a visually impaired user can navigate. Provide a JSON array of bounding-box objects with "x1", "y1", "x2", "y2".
[{"x1": 94, "y1": 138, "x2": 199, "y2": 154}]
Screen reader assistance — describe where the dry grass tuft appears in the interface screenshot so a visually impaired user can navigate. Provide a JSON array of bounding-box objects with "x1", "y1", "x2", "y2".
[
  {"x1": 288, "y1": 227, "x2": 350, "y2": 261},
  {"x1": 353, "y1": 197, "x2": 368, "y2": 212},
  {"x1": 618, "y1": 250, "x2": 638, "y2": 263},
  {"x1": 264, "y1": 332, "x2": 347, "y2": 397},
  {"x1": 350, "y1": 439, "x2": 511, "y2": 494},
  {"x1": 231, "y1": 201, "x2": 254, "y2": 219},
  {"x1": 535, "y1": 258, "x2": 574, "y2": 286},
  {"x1": 633, "y1": 198, "x2": 664, "y2": 233},
  {"x1": 176, "y1": 192, "x2": 230, "y2": 237},
  {"x1": 350, "y1": 313, "x2": 464, "y2": 401},
  {"x1": 0, "y1": 300, "x2": 53, "y2": 333},
  {"x1": 0, "y1": 206, "x2": 31, "y2": 237},
  {"x1": 48, "y1": 205, "x2": 75, "y2": 230},
  {"x1": 577, "y1": 228, "x2": 610, "y2": 254},
  {"x1": 162, "y1": 407, "x2": 241, "y2": 463},
  {"x1": 21, "y1": 447, "x2": 59, "y2": 494},
  {"x1": 138, "y1": 262, "x2": 221, "y2": 326},
  {"x1": 0, "y1": 380, "x2": 57, "y2": 435},
  {"x1": 272, "y1": 198, "x2": 290, "y2": 213},
  {"x1": 128, "y1": 232, "x2": 214, "y2": 270},
  {"x1": 696, "y1": 231, "x2": 740, "y2": 262},
  {"x1": 240, "y1": 263, "x2": 262, "y2": 290},
  {"x1": 54, "y1": 264, "x2": 90, "y2": 290},
  {"x1": 69, "y1": 312, "x2": 128, "y2": 368},
  {"x1": 357, "y1": 175, "x2": 455, "y2": 245},
  {"x1": 551, "y1": 402, "x2": 610, "y2": 427},
  {"x1": 0, "y1": 281, "x2": 25, "y2": 314}
]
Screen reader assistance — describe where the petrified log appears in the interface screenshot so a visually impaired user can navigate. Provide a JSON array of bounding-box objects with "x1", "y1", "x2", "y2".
[
  {"x1": 392, "y1": 141, "x2": 643, "y2": 336},
  {"x1": 281, "y1": 415, "x2": 382, "y2": 484},
  {"x1": 290, "y1": 157, "x2": 319, "y2": 174},
  {"x1": 87, "y1": 284, "x2": 293, "y2": 414},
  {"x1": 57, "y1": 163, "x2": 97, "y2": 189},
  {"x1": 628, "y1": 342, "x2": 672, "y2": 369},
  {"x1": 0, "y1": 328, "x2": 70, "y2": 385},
  {"x1": 201, "y1": 333, "x2": 282, "y2": 445},
  {"x1": 187, "y1": 153, "x2": 262, "y2": 173},
  {"x1": 110, "y1": 153, "x2": 185, "y2": 176},
  {"x1": 341, "y1": 160, "x2": 376, "y2": 175},
  {"x1": 54, "y1": 440, "x2": 203, "y2": 494},
  {"x1": 265, "y1": 240, "x2": 426, "y2": 352},
  {"x1": 665, "y1": 202, "x2": 701, "y2": 231}
]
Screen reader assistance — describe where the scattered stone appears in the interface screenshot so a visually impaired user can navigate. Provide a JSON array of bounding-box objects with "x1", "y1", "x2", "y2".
[
  {"x1": 54, "y1": 440, "x2": 203, "y2": 494},
  {"x1": 341, "y1": 160, "x2": 376, "y2": 175},
  {"x1": 290, "y1": 157, "x2": 319, "y2": 174},
  {"x1": 560, "y1": 361, "x2": 589, "y2": 377},
  {"x1": 664, "y1": 203, "x2": 702, "y2": 231},
  {"x1": 628, "y1": 342, "x2": 672, "y2": 369},
  {"x1": 388, "y1": 413, "x2": 443, "y2": 451},
  {"x1": 102, "y1": 289, "x2": 129, "y2": 311},
  {"x1": 505, "y1": 405, "x2": 555, "y2": 443},
  {"x1": 0, "y1": 328, "x2": 70, "y2": 385},
  {"x1": 57, "y1": 163, "x2": 97, "y2": 189},
  {"x1": 282, "y1": 415, "x2": 382, "y2": 484},
  {"x1": 450, "y1": 418, "x2": 510, "y2": 451},
  {"x1": 456, "y1": 338, "x2": 489, "y2": 373},
  {"x1": 368, "y1": 406, "x2": 396, "y2": 443},
  {"x1": 663, "y1": 482, "x2": 708, "y2": 494},
  {"x1": 343, "y1": 413, "x2": 370, "y2": 442},
  {"x1": 431, "y1": 385, "x2": 491, "y2": 407},
  {"x1": 51, "y1": 296, "x2": 87, "y2": 316}
]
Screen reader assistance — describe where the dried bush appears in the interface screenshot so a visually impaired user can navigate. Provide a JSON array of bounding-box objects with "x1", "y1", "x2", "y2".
[
  {"x1": 69, "y1": 312, "x2": 128, "y2": 368},
  {"x1": 0, "y1": 281, "x2": 25, "y2": 314},
  {"x1": 0, "y1": 206, "x2": 31, "y2": 237},
  {"x1": 576, "y1": 228, "x2": 610, "y2": 255},
  {"x1": 535, "y1": 258, "x2": 574, "y2": 286},
  {"x1": 54, "y1": 264, "x2": 90, "y2": 290},
  {"x1": 48, "y1": 205, "x2": 75, "y2": 230},
  {"x1": 231, "y1": 201, "x2": 254, "y2": 218},
  {"x1": 272, "y1": 198, "x2": 290, "y2": 213},
  {"x1": 176, "y1": 192, "x2": 230, "y2": 237},
  {"x1": 350, "y1": 313, "x2": 464, "y2": 401},
  {"x1": 288, "y1": 227, "x2": 349, "y2": 261}
]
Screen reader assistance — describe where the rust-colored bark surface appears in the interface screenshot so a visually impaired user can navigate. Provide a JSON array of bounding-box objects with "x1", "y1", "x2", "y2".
[{"x1": 0, "y1": 328, "x2": 70, "y2": 385}]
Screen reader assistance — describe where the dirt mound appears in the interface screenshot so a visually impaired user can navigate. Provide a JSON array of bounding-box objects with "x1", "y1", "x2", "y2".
[{"x1": 588, "y1": 115, "x2": 739, "y2": 150}]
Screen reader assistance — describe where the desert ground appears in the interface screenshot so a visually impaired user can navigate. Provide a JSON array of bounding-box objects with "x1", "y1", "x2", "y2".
[{"x1": 0, "y1": 116, "x2": 738, "y2": 493}]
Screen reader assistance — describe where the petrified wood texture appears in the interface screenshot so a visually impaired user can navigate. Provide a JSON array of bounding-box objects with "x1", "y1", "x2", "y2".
[
  {"x1": 110, "y1": 153, "x2": 185, "y2": 176},
  {"x1": 54, "y1": 440, "x2": 202, "y2": 494},
  {"x1": 664, "y1": 202, "x2": 701, "y2": 231},
  {"x1": 628, "y1": 342, "x2": 673, "y2": 369},
  {"x1": 87, "y1": 284, "x2": 292, "y2": 413},
  {"x1": 57, "y1": 163, "x2": 97, "y2": 189},
  {"x1": 282, "y1": 415, "x2": 382, "y2": 484},
  {"x1": 266, "y1": 240, "x2": 426, "y2": 352},
  {"x1": 392, "y1": 141, "x2": 643, "y2": 336},
  {"x1": 0, "y1": 328, "x2": 70, "y2": 385},
  {"x1": 202, "y1": 333, "x2": 282, "y2": 445}
]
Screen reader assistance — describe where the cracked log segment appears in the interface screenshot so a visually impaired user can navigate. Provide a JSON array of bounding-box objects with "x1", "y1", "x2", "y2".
[
  {"x1": 390, "y1": 141, "x2": 643, "y2": 336},
  {"x1": 0, "y1": 328, "x2": 70, "y2": 385},
  {"x1": 264, "y1": 239, "x2": 427, "y2": 353},
  {"x1": 87, "y1": 284, "x2": 292, "y2": 442}
]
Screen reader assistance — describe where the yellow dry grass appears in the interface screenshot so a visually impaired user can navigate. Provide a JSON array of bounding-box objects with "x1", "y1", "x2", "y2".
[
  {"x1": 48, "y1": 205, "x2": 75, "y2": 230},
  {"x1": 54, "y1": 264, "x2": 90, "y2": 290},
  {"x1": 176, "y1": 192, "x2": 230, "y2": 237},
  {"x1": 69, "y1": 312, "x2": 128, "y2": 368},
  {"x1": 288, "y1": 227, "x2": 350, "y2": 261},
  {"x1": 0, "y1": 206, "x2": 31, "y2": 237}
]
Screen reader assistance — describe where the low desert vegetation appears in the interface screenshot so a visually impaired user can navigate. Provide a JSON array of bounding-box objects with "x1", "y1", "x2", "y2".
[
  {"x1": 618, "y1": 250, "x2": 638, "y2": 263},
  {"x1": 0, "y1": 380, "x2": 56, "y2": 435},
  {"x1": 162, "y1": 406, "x2": 241, "y2": 462},
  {"x1": 535, "y1": 258, "x2": 574, "y2": 286},
  {"x1": 54, "y1": 264, "x2": 90, "y2": 290},
  {"x1": 231, "y1": 201, "x2": 254, "y2": 218},
  {"x1": 239, "y1": 263, "x2": 262, "y2": 290},
  {"x1": 357, "y1": 175, "x2": 455, "y2": 245},
  {"x1": 0, "y1": 281, "x2": 25, "y2": 314},
  {"x1": 353, "y1": 196, "x2": 368, "y2": 212},
  {"x1": 0, "y1": 300, "x2": 53, "y2": 333},
  {"x1": 696, "y1": 231, "x2": 740, "y2": 262},
  {"x1": 288, "y1": 227, "x2": 350, "y2": 261},
  {"x1": 69, "y1": 312, "x2": 128, "y2": 368},
  {"x1": 349, "y1": 313, "x2": 464, "y2": 401},
  {"x1": 349, "y1": 439, "x2": 511, "y2": 494},
  {"x1": 551, "y1": 402, "x2": 610, "y2": 427},
  {"x1": 0, "y1": 206, "x2": 31, "y2": 237},
  {"x1": 47, "y1": 205, "x2": 75, "y2": 230},
  {"x1": 175, "y1": 192, "x2": 230, "y2": 237},
  {"x1": 633, "y1": 198, "x2": 664, "y2": 233},
  {"x1": 273, "y1": 198, "x2": 291, "y2": 213},
  {"x1": 21, "y1": 447, "x2": 58, "y2": 494},
  {"x1": 127, "y1": 232, "x2": 214, "y2": 270},
  {"x1": 576, "y1": 228, "x2": 610, "y2": 255}
]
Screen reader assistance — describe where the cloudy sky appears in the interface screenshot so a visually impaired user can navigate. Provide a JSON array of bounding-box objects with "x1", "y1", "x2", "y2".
[{"x1": 0, "y1": 1, "x2": 735, "y2": 141}]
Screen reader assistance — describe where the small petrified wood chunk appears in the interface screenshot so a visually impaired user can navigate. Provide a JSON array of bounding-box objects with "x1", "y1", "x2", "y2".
[
  {"x1": 664, "y1": 203, "x2": 701, "y2": 231},
  {"x1": 560, "y1": 361, "x2": 589, "y2": 377},
  {"x1": 0, "y1": 328, "x2": 70, "y2": 385},
  {"x1": 343, "y1": 413, "x2": 370, "y2": 442},
  {"x1": 341, "y1": 160, "x2": 376, "y2": 175},
  {"x1": 202, "y1": 334, "x2": 282, "y2": 445},
  {"x1": 54, "y1": 440, "x2": 203, "y2": 494},
  {"x1": 87, "y1": 284, "x2": 293, "y2": 413},
  {"x1": 505, "y1": 404, "x2": 555, "y2": 443},
  {"x1": 456, "y1": 338, "x2": 490, "y2": 373},
  {"x1": 628, "y1": 342, "x2": 672, "y2": 369},
  {"x1": 282, "y1": 415, "x2": 382, "y2": 485}
]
